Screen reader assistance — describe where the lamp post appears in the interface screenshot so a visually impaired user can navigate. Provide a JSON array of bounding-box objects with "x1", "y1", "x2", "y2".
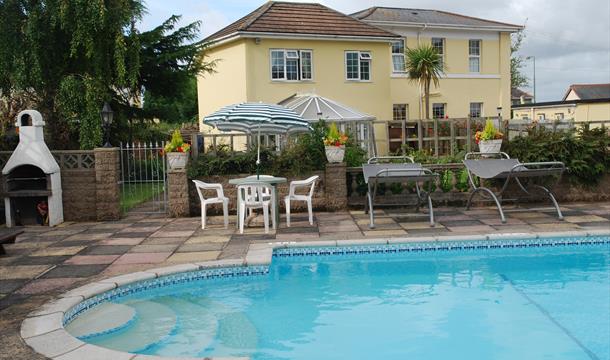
[
  {"x1": 101, "y1": 102, "x2": 114, "y2": 148},
  {"x1": 526, "y1": 56, "x2": 536, "y2": 103}
]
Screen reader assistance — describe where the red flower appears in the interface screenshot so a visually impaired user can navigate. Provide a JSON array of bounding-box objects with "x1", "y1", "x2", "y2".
[{"x1": 177, "y1": 146, "x2": 183, "y2": 153}]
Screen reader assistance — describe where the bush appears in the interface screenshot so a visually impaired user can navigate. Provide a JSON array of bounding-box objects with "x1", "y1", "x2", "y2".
[{"x1": 505, "y1": 125, "x2": 609, "y2": 185}]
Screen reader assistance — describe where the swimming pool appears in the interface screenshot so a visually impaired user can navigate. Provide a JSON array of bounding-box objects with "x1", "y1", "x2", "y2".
[{"x1": 64, "y1": 236, "x2": 610, "y2": 360}]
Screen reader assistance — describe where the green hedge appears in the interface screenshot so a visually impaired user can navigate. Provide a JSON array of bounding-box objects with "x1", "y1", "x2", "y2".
[
  {"x1": 188, "y1": 121, "x2": 368, "y2": 178},
  {"x1": 505, "y1": 124, "x2": 609, "y2": 185}
]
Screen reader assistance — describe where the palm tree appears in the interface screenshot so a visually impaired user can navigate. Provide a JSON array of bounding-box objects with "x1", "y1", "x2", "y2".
[{"x1": 405, "y1": 45, "x2": 444, "y2": 119}]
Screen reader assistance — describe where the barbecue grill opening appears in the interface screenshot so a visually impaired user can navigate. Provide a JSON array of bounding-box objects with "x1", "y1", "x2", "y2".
[{"x1": 6, "y1": 165, "x2": 48, "y2": 192}]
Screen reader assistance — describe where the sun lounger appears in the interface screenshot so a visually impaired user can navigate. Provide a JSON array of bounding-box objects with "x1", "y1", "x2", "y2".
[
  {"x1": 462, "y1": 152, "x2": 566, "y2": 223},
  {"x1": 362, "y1": 156, "x2": 439, "y2": 228},
  {"x1": 0, "y1": 227, "x2": 24, "y2": 255}
]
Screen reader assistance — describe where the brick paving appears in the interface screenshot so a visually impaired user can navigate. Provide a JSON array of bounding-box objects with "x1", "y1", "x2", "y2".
[{"x1": 0, "y1": 202, "x2": 609, "y2": 359}]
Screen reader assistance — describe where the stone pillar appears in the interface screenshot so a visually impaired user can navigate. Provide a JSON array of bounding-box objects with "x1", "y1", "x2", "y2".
[
  {"x1": 94, "y1": 147, "x2": 121, "y2": 221},
  {"x1": 168, "y1": 169, "x2": 189, "y2": 217},
  {"x1": 325, "y1": 163, "x2": 347, "y2": 210}
]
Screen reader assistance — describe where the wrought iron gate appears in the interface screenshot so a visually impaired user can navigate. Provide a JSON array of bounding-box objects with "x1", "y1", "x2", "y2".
[{"x1": 119, "y1": 142, "x2": 167, "y2": 214}]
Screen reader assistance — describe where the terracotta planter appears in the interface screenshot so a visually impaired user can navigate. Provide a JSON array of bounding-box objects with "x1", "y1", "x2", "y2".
[
  {"x1": 478, "y1": 139, "x2": 502, "y2": 154},
  {"x1": 325, "y1": 145, "x2": 345, "y2": 163},
  {"x1": 167, "y1": 152, "x2": 188, "y2": 170}
]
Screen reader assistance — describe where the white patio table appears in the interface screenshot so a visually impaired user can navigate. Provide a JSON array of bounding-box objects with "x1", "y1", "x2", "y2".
[{"x1": 229, "y1": 176, "x2": 287, "y2": 230}]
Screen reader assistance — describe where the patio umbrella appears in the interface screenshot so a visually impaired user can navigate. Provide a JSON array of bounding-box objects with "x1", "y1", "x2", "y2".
[{"x1": 203, "y1": 102, "x2": 311, "y2": 178}]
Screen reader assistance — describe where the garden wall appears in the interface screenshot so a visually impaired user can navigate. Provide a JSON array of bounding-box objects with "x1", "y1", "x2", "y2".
[
  {"x1": 185, "y1": 164, "x2": 348, "y2": 216},
  {"x1": 0, "y1": 148, "x2": 121, "y2": 224},
  {"x1": 346, "y1": 164, "x2": 610, "y2": 208}
]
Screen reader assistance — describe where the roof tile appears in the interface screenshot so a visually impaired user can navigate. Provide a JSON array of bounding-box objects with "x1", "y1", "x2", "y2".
[{"x1": 205, "y1": 2, "x2": 399, "y2": 42}]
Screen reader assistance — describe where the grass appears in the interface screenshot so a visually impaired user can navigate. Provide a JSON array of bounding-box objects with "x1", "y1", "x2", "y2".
[{"x1": 120, "y1": 182, "x2": 165, "y2": 213}]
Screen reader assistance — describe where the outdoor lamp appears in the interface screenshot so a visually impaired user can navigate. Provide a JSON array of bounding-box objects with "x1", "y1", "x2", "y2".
[
  {"x1": 496, "y1": 106, "x2": 502, "y2": 119},
  {"x1": 101, "y1": 102, "x2": 114, "y2": 148}
]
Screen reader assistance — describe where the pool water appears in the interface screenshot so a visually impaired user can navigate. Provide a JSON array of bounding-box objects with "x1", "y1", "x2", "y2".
[{"x1": 67, "y1": 240, "x2": 610, "y2": 360}]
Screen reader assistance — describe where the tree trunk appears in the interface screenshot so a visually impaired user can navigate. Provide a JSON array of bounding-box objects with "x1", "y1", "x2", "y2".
[{"x1": 424, "y1": 77, "x2": 431, "y2": 120}]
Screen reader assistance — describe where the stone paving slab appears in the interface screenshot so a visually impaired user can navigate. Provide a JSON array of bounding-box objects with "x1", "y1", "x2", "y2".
[{"x1": 0, "y1": 202, "x2": 608, "y2": 360}]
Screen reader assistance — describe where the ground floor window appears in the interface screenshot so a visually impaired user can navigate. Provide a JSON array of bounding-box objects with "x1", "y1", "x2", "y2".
[
  {"x1": 432, "y1": 103, "x2": 446, "y2": 119},
  {"x1": 469, "y1": 102, "x2": 483, "y2": 118}
]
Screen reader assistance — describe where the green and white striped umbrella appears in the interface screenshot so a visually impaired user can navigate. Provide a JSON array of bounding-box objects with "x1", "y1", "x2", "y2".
[
  {"x1": 203, "y1": 102, "x2": 312, "y2": 178},
  {"x1": 203, "y1": 102, "x2": 311, "y2": 135}
]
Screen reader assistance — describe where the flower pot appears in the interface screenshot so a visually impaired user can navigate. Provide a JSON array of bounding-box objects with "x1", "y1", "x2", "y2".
[
  {"x1": 325, "y1": 145, "x2": 345, "y2": 163},
  {"x1": 167, "y1": 152, "x2": 188, "y2": 170},
  {"x1": 478, "y1": 139, "x2": 502, "y2": 154}
]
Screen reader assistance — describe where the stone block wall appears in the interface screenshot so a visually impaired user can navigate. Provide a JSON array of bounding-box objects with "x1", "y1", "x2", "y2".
[
  {"x1": 61, "y1": 168, "x2": 97, "y2": 221},
  {"x1": 94, "y1": 148, "x2": 121, "y2": 221},
  {"x1": 168, "y1": 169, "x2": 190, "y2": 217}
]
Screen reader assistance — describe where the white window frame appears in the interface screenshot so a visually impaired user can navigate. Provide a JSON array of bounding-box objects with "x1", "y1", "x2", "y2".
[
  {"x1": 469, "y1": 102, "x2": 483, "y2": 118},
  {"x1": 391, "y1": 39, "x2": 406, "y2": 73},
  {"x1": 432, "y1": 103, "x2": 446, "y2": 119},
  {"x1": 269, "y1": 49, "x2": 313, "y2": 82},
  {"x1": 345, "y1": 51, "x2": 372, "y2": 81},
  {"x1": 393, "y1": 104, "x2": 408, "y2": 121},
  {"x1": 431, "y1": 38, "x2": 445, "y2": 68},
  {"x1": 469, "y1": 39, "x2": 481, "y2": 73}
]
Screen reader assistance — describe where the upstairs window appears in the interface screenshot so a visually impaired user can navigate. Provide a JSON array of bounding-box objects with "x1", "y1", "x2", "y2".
[
  {"x1": 469, "y1": 40, "x2": 481, "y2": 73},
  {"x1": 431, "y1": 38, "x2": 445, "y2": 67},
  {"x1": 270, "y1": 49, "x2": 313, "y2": 81},
  {"x1": 391, "y1": 39, "x2": 406, "y2": 73},
  {"x1": 346, "y1": 51, "x2": 372, "y2": 81}
]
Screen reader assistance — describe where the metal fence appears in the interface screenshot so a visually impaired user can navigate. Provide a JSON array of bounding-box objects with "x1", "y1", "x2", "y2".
[{"x1": 119, "y1": 142, "x2": 167, "y2": 214}]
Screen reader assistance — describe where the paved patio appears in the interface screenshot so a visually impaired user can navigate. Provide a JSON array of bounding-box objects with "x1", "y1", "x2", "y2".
[{"x1": 1, "y1": 202, "x2": 609, "y2": 359}]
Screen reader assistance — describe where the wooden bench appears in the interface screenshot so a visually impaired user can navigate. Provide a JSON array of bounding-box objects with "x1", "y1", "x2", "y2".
[{"x1": 0, "y1": 228, "x2": 24, "y2": 255}]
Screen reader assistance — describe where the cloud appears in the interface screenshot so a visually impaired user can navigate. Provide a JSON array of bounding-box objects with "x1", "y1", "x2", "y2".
[{"x1": 143, "y1": 0, "x2": 610, "y2": 101}]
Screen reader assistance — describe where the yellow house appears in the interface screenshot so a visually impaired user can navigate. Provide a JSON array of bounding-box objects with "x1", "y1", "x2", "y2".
[
  {"x1": 197, "y1": 2, "x2": 522, "y2": 154},
  {"x1": 512, "y1": 84, "x2": 610, "y2": 123}
]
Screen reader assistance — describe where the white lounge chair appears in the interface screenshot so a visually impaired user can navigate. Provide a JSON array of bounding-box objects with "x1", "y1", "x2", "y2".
[
  {"x1": 285, "y1": 175, "x2": 319, "y2": 227},
  {"x1": 192, "y1": 180, "x2": 229, "y2": 229},
  {"x1": 237, "y1": 183, "x2": 274, "y2": 234}
]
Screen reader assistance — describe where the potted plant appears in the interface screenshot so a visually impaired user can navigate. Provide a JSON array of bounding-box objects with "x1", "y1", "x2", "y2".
[
  {"x1": 324, "y1": 123, "x2": 348, "y2": 163},
  {"x1": 475, "y1": 119, "x2": 503, "y2": 154},
  {"x1": 165, "y1": 129, "x2": 191, "y2": 170}
]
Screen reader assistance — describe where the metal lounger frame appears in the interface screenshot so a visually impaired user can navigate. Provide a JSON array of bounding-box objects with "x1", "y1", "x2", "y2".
[
  {"x1": 463, "y1": 152, "x2": 566, "y2": 223},
  {"x1": 364, "y1": 156, "x2": 439, "y2": 228}
]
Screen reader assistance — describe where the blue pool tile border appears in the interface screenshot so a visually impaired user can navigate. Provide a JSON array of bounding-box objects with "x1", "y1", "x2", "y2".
[
  {"x1": 273, "y1": 236, "x2": 610, "y2": 257},
  {"x1": 62, "y1": 235, "x2": 610, "y2": 328},
  {"x1": 63, "y1": 265, "x2": 268, "y2": 326}
]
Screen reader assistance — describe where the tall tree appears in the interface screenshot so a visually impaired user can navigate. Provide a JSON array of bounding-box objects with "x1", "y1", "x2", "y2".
[
  {"x1": 511, "y1": 29, "x2": 529, "y2": 89},
  {"x1": 138, "y1": 16, "x2": 215, "y2": 124},
  {"x1": 405, "y1": 45, "x2": 444, "y2": 120},
  {"x1": 0, "y1": 0, "x2": 143, "y2": 149}
]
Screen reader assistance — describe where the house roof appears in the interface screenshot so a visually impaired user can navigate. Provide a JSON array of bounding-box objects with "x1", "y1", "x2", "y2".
[
  {"x1": 351, "y1": 7, "x2": 523, "y2": 31},
  {"x1": 511, "y1": 88, "x2": 533, "y2": 100},
  {"x1": 512, "y1": 97, "x2": 610, "y2": 109},
  {"x1": 204, "y1": 2, "x2": 400, "y2": 43},
  {"x1": 562, "y1": 83, "x2": 610, "y2": 101}
]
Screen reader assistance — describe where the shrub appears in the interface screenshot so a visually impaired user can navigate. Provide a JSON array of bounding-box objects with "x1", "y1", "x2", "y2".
[{"x1": 505, "y1": 124, "x2": 609, "y2": 185}]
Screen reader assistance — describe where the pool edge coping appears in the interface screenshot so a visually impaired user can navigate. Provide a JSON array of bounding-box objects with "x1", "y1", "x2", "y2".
[{"x1": 21, "y1": 228, "x2": 610, "y2": 360}]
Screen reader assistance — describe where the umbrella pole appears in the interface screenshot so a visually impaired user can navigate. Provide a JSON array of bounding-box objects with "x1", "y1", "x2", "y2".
[{"x1": 256, "y1": 124, "x2": 261, "y2": 180}]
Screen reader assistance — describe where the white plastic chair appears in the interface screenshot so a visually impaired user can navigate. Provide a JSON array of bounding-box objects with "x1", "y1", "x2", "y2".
[
  {"x1": 246, "y1": 175, "x2": 273, "y2": 202},
  {"x1": 192, "y1": 180, "x2": 229, "y2": 229},
  {"x1": 237, "y1": 183, "x2": 274, "y2": 234},
  {"x1": 285, "y1": 175, "x2": 319, "y2": 227}
]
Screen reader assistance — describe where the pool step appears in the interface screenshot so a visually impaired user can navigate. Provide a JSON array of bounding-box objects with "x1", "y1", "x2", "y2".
[
  {"x1": 87, "y1": 300, "x2": 177, "y2": 353},
  {"x1": 146, "y1": 296, "x2": 219, "y2": 356},
  {"x1": 66, "y1": 302, "x2": 136, "y2": 339}
]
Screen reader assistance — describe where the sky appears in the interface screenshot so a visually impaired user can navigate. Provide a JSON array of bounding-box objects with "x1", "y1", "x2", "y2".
[{"x1": 141, "y1": 0, "x2": 610, "y2": 102}]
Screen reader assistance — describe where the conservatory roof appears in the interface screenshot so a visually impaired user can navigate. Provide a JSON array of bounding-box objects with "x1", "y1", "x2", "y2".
[{"x1": 278, "y1": 93, "x2": 376, "y2": 122}]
